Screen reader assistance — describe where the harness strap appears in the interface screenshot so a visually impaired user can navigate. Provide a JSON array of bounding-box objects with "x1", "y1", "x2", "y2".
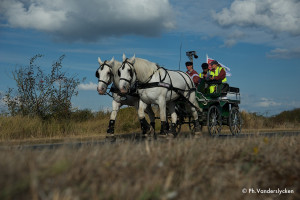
[
  {"x1": 137, "y1": 81, "x2": 194, "y2": 92},
  {"x1": 137, "y1": 69, "x2": 199, "y2": 111},
  {"x1": 105, "y1": 91, "x2": 113, "y2": 98},
  {"x1": 96, "y1": 60, "x2": 113, "y2": 86},
  {"x1": 98, "y1": 79, "x2": 110, "y2": 86},
  {"x1": 142, "y1": 64, "x2": 160, "y2": 84},
  {"x1": 119, "y1": 77, "x2": 131, "y2": 84},
  {"x1": 119, "y1": 58, "x2": 135, "y2": 85},
  {"x1": 110, "y1": 83, "x2": 139, "y2": 98},
  {"x1": 159, "y1": 67, "x2": 168, "y2": 82}
]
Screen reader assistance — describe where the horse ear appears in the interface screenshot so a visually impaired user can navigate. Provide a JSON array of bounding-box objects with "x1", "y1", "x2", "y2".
[
  {"x1": 129, "y1": 54, "x2": 135, "y2": 64},
  {"x1": 108, "y1": 57, "x2": 114, "y2": 66},
  {"x1": 98, "y1": 57, "x2": 103, "y2": 64},
  {"x1": 122, "y1": 53, "x2": 126, "y2": 61}
]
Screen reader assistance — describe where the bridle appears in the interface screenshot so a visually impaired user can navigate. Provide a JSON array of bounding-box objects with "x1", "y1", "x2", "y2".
[
  {"x1": 95, "y1": 61, "x2": 113, "y2": 87},
  {"x1": 118, "y1": 58, "x2": 135, "y2": 85}
]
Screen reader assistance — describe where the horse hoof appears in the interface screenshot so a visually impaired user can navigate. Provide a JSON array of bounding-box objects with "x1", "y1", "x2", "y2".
[
  {"x1": 168, "y1": 133, "x2": 179, "y2": 139},
  {"x1": 147, "y1": 126, "x2": 155, "y2": 135},
  {"x1": 143, "y1": 126, "x2": 154, "y2": 138},
  {"x1": 158, "y1": 133, "x2": 167, "y2": 138},
  {"x1": 158, "y1": 133, "x2": 175, "y2": 139},
  {"x1": 106, "y1": 134, "x2": 116, "y2": 142},
  {"x1": 194, "y1": 131, "x2": 203, "y2": 138},
  {"x1": 106, "y1": 133, "x2": 115, "y2": 138}
]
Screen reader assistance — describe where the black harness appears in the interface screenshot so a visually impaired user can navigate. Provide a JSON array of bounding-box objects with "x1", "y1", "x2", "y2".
[
  {"x1": 95, "y1": 61, "x2": 113, "y2": 87},
  {"x1": 118, "y1": 59, "x2": 135, "y2": 85},
  {"x1": 136, "y1": 67, "x2": 198, "y2": 110},
  {"x1": 110, "y1": 83, "x2": 139, "y2": 98},
  {"x1": 117, "y1": 59, "x2": 199, "y2": 110},
  {"x1": 137, "y1": 67, "x2": 195, "y2": 96}
]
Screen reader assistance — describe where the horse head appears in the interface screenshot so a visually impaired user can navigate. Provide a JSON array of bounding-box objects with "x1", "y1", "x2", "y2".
[
  {"x1": 96, "y1": 57, "x2": 114, "y2": 95},
  {"x1": 118, "y1": 54, "x2": 136, "y2": 94}
]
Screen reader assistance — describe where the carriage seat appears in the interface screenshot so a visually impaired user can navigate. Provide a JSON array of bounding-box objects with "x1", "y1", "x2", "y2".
[
  {"x1": 197, "y1": 80, "x2": 225, "y2": 98},
  {"x1": 228, "y1": 87, "x2": 240, "y2": 93},
  {"x1": 197, "y1": 79, "x2": 240, "y2": 97}
]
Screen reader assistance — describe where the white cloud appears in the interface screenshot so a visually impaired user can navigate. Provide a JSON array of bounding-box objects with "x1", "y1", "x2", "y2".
[
  {"x1": 1, "y1": 0, "x2": 66, "y2": 31},
  {"x1": 212, "y1": 0, "x2": 300, "y2": 36},
  {"x1": 240, "y1": 93, "x2": 300, "y2": 115},
  {"x1": 221, "y1": 30, "x2": 246, "y2": 47},
  {"x1": 78, "y1": 82, "x2": 97, "y2": 91},
  {"x1": 171, "y1": 0, "x2": 300, "y2": 54},
  {"x1": 257, "y1": 98, "x2": 282, "y2": 108},
  {"x1": 243, "y1": 95, "x2": 282, "y2": 108},
  {"x1": 0, "y1": 0, "x2": 175, "y2": 42},
  {"x1": 267, "y1": 47, "x2": 300, "y2": 59}
]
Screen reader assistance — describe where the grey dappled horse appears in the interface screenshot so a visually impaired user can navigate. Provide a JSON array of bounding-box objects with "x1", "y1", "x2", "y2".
[
  {"x1": 96, "y1": 57, "x2": 155, "y2": 138},
  {"x1": 118, "y1": 54, "x2": 201, "y2": 137}
]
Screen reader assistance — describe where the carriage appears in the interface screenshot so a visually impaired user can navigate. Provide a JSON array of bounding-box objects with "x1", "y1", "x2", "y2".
[
  {"x1": 171, "y1": 80, "x2": 242, "y2": 137},
  {"x1": 166, "y1": 51, "x2": 242, "y2": 137},
  {"x1": 96, "y1": 52, "x2": 242, "y2": 138}
]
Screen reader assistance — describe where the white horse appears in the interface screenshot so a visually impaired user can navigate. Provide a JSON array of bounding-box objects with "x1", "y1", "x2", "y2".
[
  {"x1": 96, "y1": 57, "x2": 155, "y2": 138},
  {"x1": 118, "y1": 54, "x2": 201, "y2": 136}
]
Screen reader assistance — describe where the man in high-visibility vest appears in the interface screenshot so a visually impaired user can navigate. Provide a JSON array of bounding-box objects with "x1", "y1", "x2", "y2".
[
  {"x1": 199, "y1": 63, "x2": 210, "y2": 80},
  {"x1": 198, "y1": 63, "x2": 210, "y2": 93},
  {"x1": 209, "y1": 60, "x2": 227, "y2": 93}
]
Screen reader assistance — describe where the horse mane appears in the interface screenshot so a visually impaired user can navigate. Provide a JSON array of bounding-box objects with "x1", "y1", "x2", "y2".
[
  {"x1": 134, "y1": 58, "x2": 158, "y2": 83},
  {"x1": 111, "y1": 60, "x2": 121, "y2": 85}
]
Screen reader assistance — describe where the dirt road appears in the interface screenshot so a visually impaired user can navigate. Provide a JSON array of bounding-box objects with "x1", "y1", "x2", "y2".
[{"x1": 2, "y1": 131, "x2": 299, "y2": 150}]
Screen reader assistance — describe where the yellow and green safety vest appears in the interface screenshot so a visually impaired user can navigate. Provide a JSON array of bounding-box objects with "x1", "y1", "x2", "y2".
[{"x1": 209, "y1": 66, "x2": 227, "y2": 93}]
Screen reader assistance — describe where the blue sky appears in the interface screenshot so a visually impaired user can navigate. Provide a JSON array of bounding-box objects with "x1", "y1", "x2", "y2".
[{"x1": 1, "y1": 0, "x2": 300, "y2": 116}]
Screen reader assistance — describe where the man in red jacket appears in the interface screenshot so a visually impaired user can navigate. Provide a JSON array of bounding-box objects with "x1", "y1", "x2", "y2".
[
  {"x1": 185, "y1": 61, "x2": 200, "y2": 87},
  {"x1": 209, "y1": 60, "x2": 226, "y2": 82},
  {"x1": 209, "y1": 60, "x2": 227, "y2": 93}
]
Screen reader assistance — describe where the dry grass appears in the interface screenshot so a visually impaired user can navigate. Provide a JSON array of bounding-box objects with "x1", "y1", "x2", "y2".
[
  {"x1": 0, "y1": 107, "x2": 299, "y2": 142},
  {"x1": 241, "y1": 110, "x2": 300, "y2": 130},
  {"x1": 0, "y1": 136, "x2": 299, "y2": 200},
  {"x1": 0, "y1": 107, "x2": 141, "y2": 141}
]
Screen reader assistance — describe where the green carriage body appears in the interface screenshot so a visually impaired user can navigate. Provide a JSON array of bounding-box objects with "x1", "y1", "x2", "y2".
[
  {"x1": 196, "y1": 85, "x2": 240, "y2": 123},
  {"x1": 196, "y1": 82, "x2": 241, "y2": 136},
  {"x1": 173, "y1": 81, "x2": 242, "y2": 136}
]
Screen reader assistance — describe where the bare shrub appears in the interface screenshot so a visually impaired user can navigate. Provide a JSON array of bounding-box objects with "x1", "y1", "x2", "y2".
[{"x1": 3, "y1": 55, "x2": 84, "y2": 120}]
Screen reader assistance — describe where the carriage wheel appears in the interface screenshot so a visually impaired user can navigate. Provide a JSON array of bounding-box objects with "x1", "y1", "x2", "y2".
[
  {"x1": 207, "y1": 105, "x2": 222, "y2": 136},
  {"x1": 229, "y1": 107, "x2": 242, "y2": 135}
]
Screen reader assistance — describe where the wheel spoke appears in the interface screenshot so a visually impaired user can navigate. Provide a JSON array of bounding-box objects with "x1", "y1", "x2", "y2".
[
  {"x1": 207, "y1": 105, "x2": 222, "y2": 136},
  {"x1": 229, "y1": 107, "x2": 241, "y2": 135}
]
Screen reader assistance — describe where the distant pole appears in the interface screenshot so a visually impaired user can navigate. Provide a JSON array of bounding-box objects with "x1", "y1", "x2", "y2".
[{"x1": 179, "y1": 42, "x2": 182, "y2": 71}]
